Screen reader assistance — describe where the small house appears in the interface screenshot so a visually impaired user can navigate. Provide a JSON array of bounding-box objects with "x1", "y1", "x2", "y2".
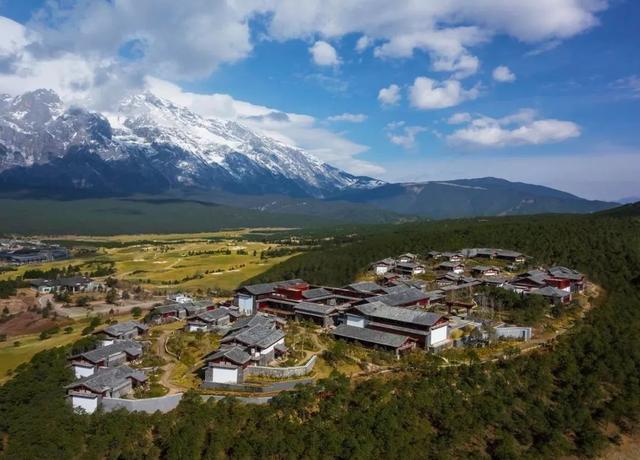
[
  {"x1": 394, "y1": 262, "x2": 426, "y2": 276},
  {"x1": 65, "y1": 365, "x2": 147, "y2": 414},
  {"x1": 69, "y1": 340, "x2": 143, "y2": 379},
  {"x1": 438, "y1": 261, "x2": 465, "y2": 274},
  {"x1": 371, "y1": 258, "x2": 396, "y2": 275},
  {"x1": 332, "y1": 324, "x2": 415, "y2": 356},
  {"x1": 471, "y1": 265, "x2": 501, "y2": 277},
  {"x1": 95, "y1": 321, "x2": 148, "y2": 343}
]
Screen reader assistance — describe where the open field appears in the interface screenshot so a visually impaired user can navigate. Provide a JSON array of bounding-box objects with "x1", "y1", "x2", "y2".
[
  {"x1": 1, "y1": 229, "x2": 302, "y2": 293},
  {"x1": 0, "y1": 197, "x2": 336, "y2": 235}
]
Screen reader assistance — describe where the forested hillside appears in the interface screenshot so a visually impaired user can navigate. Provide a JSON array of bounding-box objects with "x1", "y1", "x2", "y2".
[{"x1": 1, "y1": 209, "x2": 639, "y2": 459}]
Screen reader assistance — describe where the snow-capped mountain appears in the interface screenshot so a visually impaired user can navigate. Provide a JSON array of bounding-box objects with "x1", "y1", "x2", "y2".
[{"x1": 0, "y1": 89, "x2": 382, "y2": 197}]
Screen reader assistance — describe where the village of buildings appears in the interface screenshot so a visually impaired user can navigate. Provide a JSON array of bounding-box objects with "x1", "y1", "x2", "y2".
[{"x1": 54, "y1": 246, "x2": 591, "y2": 414}]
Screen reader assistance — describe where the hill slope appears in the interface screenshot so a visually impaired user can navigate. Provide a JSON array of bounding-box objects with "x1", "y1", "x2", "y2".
[{"x1": 332, "y1": 177, "x2": 616, "y2": 218}]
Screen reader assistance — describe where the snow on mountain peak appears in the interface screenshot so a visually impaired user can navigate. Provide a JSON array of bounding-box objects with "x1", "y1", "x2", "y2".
[{"x1": 0, "y1": 88, "x2": 383, "y2": 198}]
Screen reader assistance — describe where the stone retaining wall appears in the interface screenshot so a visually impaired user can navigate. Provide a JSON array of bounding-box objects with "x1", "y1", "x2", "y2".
[
  {"x1": 102, "y1": 393, "x2": 183, "y2": 413},
  {"x1": 202, "y1": 378, "x2": 315, "y2": 393},
  {"x1": 243, "y1": 355, "x2": 317, "y2": 379}
]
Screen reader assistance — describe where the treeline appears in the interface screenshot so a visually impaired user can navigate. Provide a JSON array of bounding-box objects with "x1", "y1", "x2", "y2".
[{"x1": 0, "y1": 211, "x2": 639, "y2": 458}]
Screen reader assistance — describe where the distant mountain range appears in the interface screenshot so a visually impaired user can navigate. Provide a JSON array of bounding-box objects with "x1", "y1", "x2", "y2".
[{"x1": 0, "y1": 89, "x2": 618, "y2": 224}]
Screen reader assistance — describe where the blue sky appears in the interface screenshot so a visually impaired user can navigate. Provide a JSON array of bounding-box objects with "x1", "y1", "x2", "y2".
[{"x1": 0, "y1": 0, "x2": 639, "y2": 200}]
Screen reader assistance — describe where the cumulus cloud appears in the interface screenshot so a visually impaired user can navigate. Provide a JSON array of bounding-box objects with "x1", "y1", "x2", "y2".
[
  {"x1": 493, "y1": 65, "x2": 516, "y2": 82},
  {"x1": 327, "y1": 113, "x2": 367, "y2": 123},
  {"x1": 309, "y1": 41, "x2": 340, "y2": 66},
  {"x1": 378, "y1": 84, "x2": 401, "y2": 106},
  {"x1": 447, "y1": 112, "x2": 472, "y2": 124},
  {"x1": 385, "y1": 122, "x2": 426, "y2": 149},
  {"x1": 447, "y1": 109, "x2": 581, "y2": 147},
  {"x1": 355, "y1": 35, "x2": 371, "y2": 52},
  {"x1": 146, "y1": 78, "x2": 383, "y2": 176},
  {"x1": 266, "y1": 0, "x2": 607, "y2": 78},
  {"x1": 409, "y1": 77, "x2": 479, "y2": 110}
]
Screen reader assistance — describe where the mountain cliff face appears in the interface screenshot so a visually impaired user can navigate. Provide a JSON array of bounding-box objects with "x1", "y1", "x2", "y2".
[{"x1": 0, "y1": 89, "x2": 381, "y2": 197}]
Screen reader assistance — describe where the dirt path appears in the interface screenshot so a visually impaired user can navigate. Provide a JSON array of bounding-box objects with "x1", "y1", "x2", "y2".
[{"x1": 155, "y1": 329, "x2": 185, "y2": 395}]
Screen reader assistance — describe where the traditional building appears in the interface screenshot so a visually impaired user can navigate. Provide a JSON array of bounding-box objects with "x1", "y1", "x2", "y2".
[
  {"x1": 69, "y1": 340, "x2": 143, "y2": 379},
  {"x1": 94, "y1": 321, "x2": 148, "y2": 343},
  {"x1": 65, "y1": 365, "x2": 147, "y2": 414},
  {"x1": 331, "y1": 324, "x2": 416, "y2": 356},
  {"x1": 346, "y1": 301, "x2": 449, "y2": 349}
]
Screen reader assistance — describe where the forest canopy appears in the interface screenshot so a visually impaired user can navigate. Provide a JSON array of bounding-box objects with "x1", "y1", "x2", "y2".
[{"x1": 1, "y1": 209, "x2": 639, "y2": 459}]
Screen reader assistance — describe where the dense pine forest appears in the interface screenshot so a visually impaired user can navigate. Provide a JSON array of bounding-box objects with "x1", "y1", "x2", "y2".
[{"x1": 1, "y1": 207, "x2": 639, "y2": 459}]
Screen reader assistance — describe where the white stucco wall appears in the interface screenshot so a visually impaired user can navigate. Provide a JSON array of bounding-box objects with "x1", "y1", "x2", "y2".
[
  {"x1": 209, "y1": 366, "x2": 239, "y2": 384},
  {"x1": 429, "y1": 325, "x2": 448, "y2": 345},
  {"x1": 260, "y1": 337, "x2": 285, "y2": 357},
  {"x1": 186, "y1": 323, "x2": 207, "y2": 332},
  {"x1": 71, "y1": 395, "x2": 99, "y2": 414},
  {"x1": 375, "y1": 265, "x2": 389, "y2": 275},
  {"x1": 73, "y1": 365, "x2": 95, "y2": 379},
  {"x1": 346, "y1": 314, "x2": 366, "y2": 328},
  {"x1": 237, "y1": 294, "x2": 254, "y2": 315}
]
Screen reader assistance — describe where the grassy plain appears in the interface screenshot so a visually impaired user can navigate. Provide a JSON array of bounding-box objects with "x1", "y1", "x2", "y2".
[{"x1": 1, "y1": 229, "x2": 300, "y2": 292}]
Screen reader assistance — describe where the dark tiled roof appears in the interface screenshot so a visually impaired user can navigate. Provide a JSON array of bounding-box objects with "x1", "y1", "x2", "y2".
[
  {"x1": 548, "y1": 266, "x2": 583, "y2": 281},
  {"x1": 192, "y1": 308, "x2": 231, "y2": 323},
  {"x1": 332, "y1": 324, "x2": 410, "y2": 348},
  {"x1": 100, "y1": 321, "x2": 147, "y2": 337},
  {"x1": 345, "y1": 281, "x2": 382, "y2": 293},
  {"x1": 237, "y1": 279, "x2": 306, "y2": 295},
  {"x1": 205, "y1": 346, "x2": 252, "y2": 365},
  {"x1": 369, "y1": 288, "x2": 430, "y2": 307},
  {"x1": 530, "y1": 286, "x2": 570, "y2": 298},
  {"x1": 72, "y1": 340, "x2": 142, "y2": 364},
  {"x1": 294, "y1": 302, "x2": 338, "y2": 316},
  {"x1": 65, "y1": 365, "x2": 147, "y2": 393},
  {"x1": 222, "y1": 324, "x2": 285, "y2": 349},
  {"x1": 354, "y1": 301, "x2": 444, "y2": 327},
  {"x1": 302, "y1": 287, "x2": 332, "y2": 299}
]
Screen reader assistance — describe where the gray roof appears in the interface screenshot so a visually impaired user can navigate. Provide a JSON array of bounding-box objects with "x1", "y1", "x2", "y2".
[
  {"x1": 294, "y1": 301, "x2": 338, "y2": 316},
  {"x1": 548, "y1": 266, "x2": 583, "y2": 281},
  {"x1": 99, "y1": 321, "x2": 148, "y2": 338},
  {"x1": 65, "y1": 365, "x2": 147, "y2": 393},
  {"x1": 345, "y1": 281, "x2": 383, "y2": 293},
  {"x1": 332, "y1": 324, "x2": 410, "y2": 348},
  {"x1": 302, "y1": 287, "x2": 333, "y2": 299},
  {"x1": 226, "y1": 314, "x2": 276, "y2": 333},
  {"x1": 472, "y1": 265, "x2": 500, "y2": 272},
  {"x1": 354, "y1": 301, "x2": 444, "y2": 327},
  {"x1": 439, "y1": 281, "x2": 481, "y2": 292},
  {"x1": 381, "y1": 285, "x2": 409, "y2": 294},
  {"x1": 222, "y1": 324, "x2": 285, "y2": 349},
  {"x1": 495, "y1": 249, "x2": 524, "y2": 258},
  {"x1": 395, "y1": 262, "x2": 424, "y2": 270},
  {"x1": 438, "y1": 261, "x2": 464, "y2": 269},
  {"x1": 373, "y1": 258, "x2": 396, "y2": 266},
  {"x1": 72, "y1": 340, "x2": 142, "y2": 364},
  {"x1": 369, "y1": 287, "x2": 430, "y2": 307},
  {"x1": 191, "y1": 308, "x2": 231, "y2": 323},
  {"x1": 205, "y1": 346, "x2": 252, "y2": 365},
  {"x1": 530, "y1": 286, "x2": 570, "y2": 298},
  {"x1": 237, "y1": 279, "x2": 306, "y2": 295}
]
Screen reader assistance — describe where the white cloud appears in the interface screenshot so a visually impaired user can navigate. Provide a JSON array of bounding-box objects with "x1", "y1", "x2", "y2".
[
  {"x1": 385, "y1": 122, "x2": 426, "y2": 149},
  {"x1": 309, "y1": 41, "x2": 340, "y2": 66},
  {"x1": 378, "y1": 84, "x2": 401, "y2": 106},
  {"x1": 266, "y1": 1, "x2": 607, "y2": 78},
  {"x1": 611, "y1": 75, "x2": 640, "y2": 99},
  {"x1": 493, "y1": 65, "x2": 516, "y2": 82},
  {"x1": 409, "y1": 77, "x2": 479, "y2": 110},
  {"x1": 447, "y1": 109, "x2": 581, "y2": 147},
  {"x1": 447, "y1": 112, "x2": 472, "y2": 124},
  {"x1": 355, "y1": 35, "x2": 371, "y2": 52},
  {"x1": 327, "y1": 113, "x2": 367, "y2": 123},
  {"x1": 27, "y1": 0, "x2": 255, "y2": 81},
  {"x1": 146, "y1": 78, "x2": 383, "y2": 176}
]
